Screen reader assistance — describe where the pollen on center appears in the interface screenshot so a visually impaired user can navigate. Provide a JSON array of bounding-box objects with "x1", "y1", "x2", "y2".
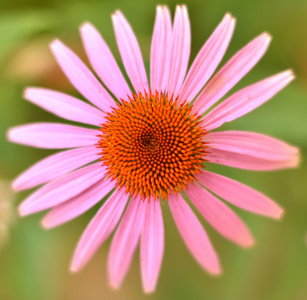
[{"x1": 98, "y1": 91, "x2": 207, "y2": 201}]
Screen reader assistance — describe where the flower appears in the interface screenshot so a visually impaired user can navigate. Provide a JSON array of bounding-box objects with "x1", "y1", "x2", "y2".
[{"x1": 8, "y1": 5, "x2": 299, "y2": 293}]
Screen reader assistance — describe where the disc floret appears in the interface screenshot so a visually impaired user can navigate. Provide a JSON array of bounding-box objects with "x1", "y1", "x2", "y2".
[{"x1": 99, "y1": 92, "x2": 207, "y2": 200}]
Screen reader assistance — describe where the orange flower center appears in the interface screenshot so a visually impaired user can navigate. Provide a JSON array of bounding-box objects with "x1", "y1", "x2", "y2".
[{"x1": 98, "y1": 92, "x2": 207, "y2": 201}]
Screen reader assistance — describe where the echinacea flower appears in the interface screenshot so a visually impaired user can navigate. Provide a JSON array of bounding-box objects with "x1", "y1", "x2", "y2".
[{"x1": 8, "y1": 5, "x2": 299, "y2": 293}]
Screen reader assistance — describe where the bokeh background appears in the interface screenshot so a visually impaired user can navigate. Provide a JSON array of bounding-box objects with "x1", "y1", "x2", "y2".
[{"x1": 0, "y1": 0, "x2": 307, "y2": 299}]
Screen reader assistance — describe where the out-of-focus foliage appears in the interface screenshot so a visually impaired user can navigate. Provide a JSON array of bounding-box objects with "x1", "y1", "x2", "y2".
[{"x1": 0, "y1": 0, "x2": 306, "y2": 299}]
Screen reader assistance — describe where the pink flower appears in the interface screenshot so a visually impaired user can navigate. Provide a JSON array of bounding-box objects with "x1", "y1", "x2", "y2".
[{"x1": 8, "y1": 5, "x2": 299, "y2": 293}]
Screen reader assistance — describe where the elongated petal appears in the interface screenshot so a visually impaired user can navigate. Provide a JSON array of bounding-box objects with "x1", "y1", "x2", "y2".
[
  {"x1": 50, "y1": 39, "x2": 114, "y2": 112},
  {"x1": 197, "y1": 170, "x2": 284, "y2": 218},
  {"x1": 70, "y1": 190, "x2": 128, "y2": 272},
  {"x1": 141, "y1": 200, "x2": 164, "y2": 293},
  {"x1": 205, "y1": 130, "x2": 299, "y2": 162},
  {"x1": 24, "y1": 87, "x2": 105, "y2": 126},
  {"x1": 166, "y1": 5, "x2": 190, "y2": 98},
  {"x1": 168, "y1": 193, "x2": 221, "y2": 274},
  {"x1": 80, "y1": 22, "x2": 131, "y2": 100},
  {"x1": 112, "y1": 11, "x2": 149, "y2": 94},
  {"x1": 8, "y1": 123, "x2": 98, "y2": 149},
  {"x1": 179, "y1": 13, "x2": 235, "y2": 102},
  {"x1": 193, "y1": 33, "x2": 272, "y2": 115},
  {"x1": 150, "y1": 6, "x2": 172, "y2": 93},
  {"x1": 108, "y1": 197, "x2": 145, "y2": 289},
  {"x1": 42, "y1": 177, "x2": 115, "y2": 228},
  {"x1": 186, "y1": 183, "x2": 254, "y2": 247},
  {"x1": 12, "y1": 146, "x2": 99, "y2": 191},
  {"x1": 19, "y1": 162, "x2": 105, "y2": 216},
  {"x1": 203, "y1": 70, "x2": 295, "y2": 130},
  {"x1": 206, "y1": 148, "x2": 298, "y2": 170}
]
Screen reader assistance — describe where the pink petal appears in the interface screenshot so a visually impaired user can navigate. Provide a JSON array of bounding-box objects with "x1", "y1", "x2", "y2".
[
  {"x1": 186, "y1": 183, "x2": 254, "y2": 247},
  {"x1": 193, "y1": 33, "x2": 272, "y2": 115},
  {"x1": 141, "y1": 200, "x2": 164, "y2": 294},
  {"x1": 150, "y1": 6, "x2": 172, "y2": 93},
  {"x1": 203, "y1": 70, "x2": 295, "y2": 130},
  {"x1": 168, "y1": 193, "x2": 221, "y2": 275},
  {"x1": 70, "y1": 190, "x2": 128, "y2": 272},
  {"x1": 112, "y1": 11, "x2": 149, "y2": 94},
  {"x1": 80, "y1": 22, "x2": 131, "y2": 100},
  {"x1": 179, "y1": 13, "x2": 235, "y2": 102},
  {"x1": 197, "y1": 170, "x2": 284, "y2": 218},
  {"x1": 206, "y1": 148, "x2": 298, "y2": 171},
  {"x1": 166, "y1": 5, "x2": 191, "y2": 98},
  {"x1": 12, "y1": 146, "x2": 99, "y2": 191},
  {"x1": 24, "y1": 87, "x2": 105, "y2": 126},
  {"x1": 8, "y1": 123, "x2": 99, "y2": 149},
  {"x1": 19, "y1": 162, "x2": 105, "y2": 216},
  {"x1": 50, "y1": 39, "x2": 114, "y2": 112},
  {"x1": 108, "y1": 196, "x2": 145, "y2": 289},
  {"x1": 42, "y1": 177, "x2": 115, "y2": 229},
  {"x1": 205, "y1": 130, "x2": 299, "y2": 162}
]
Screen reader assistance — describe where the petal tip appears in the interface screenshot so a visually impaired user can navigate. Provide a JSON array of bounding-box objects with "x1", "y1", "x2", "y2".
[
  {"x1": 175, "y1": 5, "x2": 181, "y2": 13},
  {"x1": 113, "y1": 10, "x2": 123, "y2": 18},
  {"x1": 275, "y1": 207, "x2": 285, "y2": 220},
  {"x1": 287, "y1": 69, "x2": 296, "y2": 80},
  {"x1": 111, "y1": 12, "x2": 118, "y2": 22},
  {"x1": 262, "y1": 32, "x2": 272, "y2": 41},
  {"x1": 40, "y1": 217, "x2": 51, "y2": 229},
  {"x1": 6, "y1": 127, "x2": 14, "y2": 142},
  {"x1": 69, "y1": 263, "x2": 80, "y2": 273},
  {"x1": 162, "y1": 5, "x2": 170, "y2": 14},
  {"x1": 143, "y1": 286, "x2": 155, "y2": 294},
  {"x1": 109, "y1": 281, "x2": 121, "y2": 291},
  {"x1": 241, "y1": 237, "x2": 255, "y2": 249},
  {"x1": 224, "y1": 12, "x2": 233, "y2": 20},
  {"x1": 209, "y1": 266, "x2": 223, "y2": 276},
  {"x1": 23, "y1": 87, "x2": 32, "y2": 99},
  {"x1": 11, "y1": 180, "x2": 21, "y2": 192},
  {"x1": 18, "y1": 205, "x2": 28, "y2": 217},
  {"x1": 156, "y1": 5, "x2": 163, "y2": 13},
  {"x1": 49, "y1": 39, "x2": 61, "y2": 49},
  {"x1": 293, "y1": 152, "x2": 302, "y2": 168},
  {"x1": 80, "y1": 21, "x2": 92, "y2": 31}
]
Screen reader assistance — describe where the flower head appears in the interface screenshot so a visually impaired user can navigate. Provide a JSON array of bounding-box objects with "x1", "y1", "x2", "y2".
[
  {"x1": 8, "y1": 5, "x2": 299, "y2": 293},
  {"x1": 99, "y1": 92, "x2": 206, "y2": 200}
]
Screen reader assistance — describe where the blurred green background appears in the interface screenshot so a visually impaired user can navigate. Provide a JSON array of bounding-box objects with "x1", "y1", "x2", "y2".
[{"x1": 0, "y1": 0, "x2": 307, "y2": 299}]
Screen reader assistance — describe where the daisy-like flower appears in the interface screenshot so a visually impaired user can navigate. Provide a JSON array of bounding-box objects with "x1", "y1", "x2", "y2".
[{"x1": 8, "y1": 5, "x2": 299, "y2": 293}]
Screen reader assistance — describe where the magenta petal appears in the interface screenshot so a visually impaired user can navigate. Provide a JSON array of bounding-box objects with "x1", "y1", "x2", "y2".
[
  {"x1": 80, "y1": 22, "x2": 131, "y2": 100},
  {"x1": 166, "y1": 5, "x2": 190, "y2": 98},
  {"x1": 186, "y1": 183, "x2": 254, "y2": 247},
  {"x1": 169, "y1": 193, "x2": 221, "y2": 275},
  {"x1": 206, "y1": 148, "x2": 298, "y2": 171},
  {"x1": 203, "y1": 70, "x2": 295, "y2": 130},
  {"x1": 193, "y1": 33, "x2": 272, "y2": 115},
  {"x1": 24, "y1": 87, "x2": 105, "y2": 126},
  {"x1": 141, "y1": 200, "x2": 164, "y2": 293},
  {"x1": 42, "y1": 177, "x2": 115, "y2": 228},
  {"x1": 112, "y1": 11, "x2": 149, "y2": 94},
  {"x1": 70, "y1": 190, "x2": 128, "y2": 272},
  {"x1": 19, "y1": 162, "x2": 105, "y2": 216},
  {"x1": 205, "y1": 131, "x2": 299, "y2": 161},
  {"x1": 8, "y1": 123, "x2": 98, "y2": 149},
  {"x1": 12, "y1": 146, "x2": 99, "y2": 191},
  {"x1": 150, "y1": 6, "x2": 172, "y2": 94},
  {"x1": 50, "y1": 39, "x2": 114, "y2": 112},
  {"x1": 179, "y1": 13, "x2": 235, "y2": 102},
  {"x1": 197, "y1": 170, "x2": 284, "y2": 218},
  {"x1": 108, "y1": 197, "x2": 146, "y2": 289}
]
